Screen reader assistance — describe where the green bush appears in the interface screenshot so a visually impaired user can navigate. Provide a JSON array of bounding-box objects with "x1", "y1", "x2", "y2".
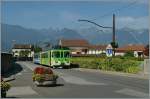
[
  {"x1": 124, "y1": 51, "x2": 134, "y2": 57},
  {"x1": 100, "y1": 53, "x2": 107, "y2": 58}
]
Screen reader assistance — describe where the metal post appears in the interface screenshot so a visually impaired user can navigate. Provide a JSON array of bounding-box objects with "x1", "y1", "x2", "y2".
[
  {"x1": 113, "y1": 14, "x2": 115, "y2": 43},
  {"x1": 112, "y1": 14, "x2": 116, "y2": 56}
]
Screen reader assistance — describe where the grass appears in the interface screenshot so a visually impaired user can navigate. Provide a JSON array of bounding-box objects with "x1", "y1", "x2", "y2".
[{"x1": 71, "y1": 56, "x2": 143, "y2": 74}]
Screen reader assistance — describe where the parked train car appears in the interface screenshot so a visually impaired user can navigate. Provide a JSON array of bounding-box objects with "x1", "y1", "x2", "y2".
[{"x1": 33, "y1": 48, "x2": 71, "y2": 68}]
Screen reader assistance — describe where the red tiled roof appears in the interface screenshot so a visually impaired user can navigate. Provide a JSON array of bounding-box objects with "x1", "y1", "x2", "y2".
[
  {"x1": 88, "y1": 45, "x2": 107, "y2": 50},
  {"x1": 60, "y1": 39, "x2": 89, "y2": 47},
  {"x1": 116, "y1": 44, "x2": 145, "y2": 52},
  {"x1": 13, "y1": 44, "x2": 32, "y2": 49}
]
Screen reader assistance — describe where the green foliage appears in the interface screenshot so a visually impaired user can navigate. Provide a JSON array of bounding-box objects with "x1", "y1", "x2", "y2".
[
  {"x1": 110, "y1": 42, "x2": 118, "y2": 48},
  {"x1": 71, "y1": 57, "x2": 141, "y2": 74},
  {"x1": 100, "y1": 53, "x2": 107, "y2": 58},
  {"x1": 33, "y1": 46, "x2": 42, "y2": 53},
  {"x1": 19, "y1": 50, "x2": 30, "y2": 57},
  {"x1": 124, "y1": 51, "x2": 134, "y2": 57}
]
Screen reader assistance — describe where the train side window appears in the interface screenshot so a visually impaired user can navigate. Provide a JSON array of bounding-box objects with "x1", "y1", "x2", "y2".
[
  {"x1": 52, "y1": 51, "x2": 60, "y2": 58},
  {"x1": 64, "y1": 51, "x2": 70, "y2": 58},
  {"x1": 45, "y1": 53, "x2": 48, "y2": 58},
  {"x1": 41, "y1": 54, "x2": 44, "y2": 58}
]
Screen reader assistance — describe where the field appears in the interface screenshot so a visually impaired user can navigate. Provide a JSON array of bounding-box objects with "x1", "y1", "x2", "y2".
[{"x1": 71, "y1": 56, "x2": 143, "y2": 74}]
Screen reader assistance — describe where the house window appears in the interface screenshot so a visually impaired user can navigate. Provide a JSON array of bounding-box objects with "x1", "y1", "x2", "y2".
[
  {"x1": 76, "y1": 52, "x2": 81, "y2": 54},
  {"x1": 138, "y1": 52, "x2": 143, "y2": 57}
]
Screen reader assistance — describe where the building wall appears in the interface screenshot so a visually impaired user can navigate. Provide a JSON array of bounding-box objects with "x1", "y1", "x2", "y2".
[
  {"x1": 115, "y1": 51, "x2": 144, "y2": 57},
  {"x1": 115, "y1": 52, "x2": 125, "y2": 56},
  {"x1": 87, "y1": 50, "x2": 106, "y2": 54},
  {"x1": 134, "y1": 51, "x2": 144, "y2": 57},
  {"x1": 68, "y1": 47, "x2": 88, "y2": 55}
]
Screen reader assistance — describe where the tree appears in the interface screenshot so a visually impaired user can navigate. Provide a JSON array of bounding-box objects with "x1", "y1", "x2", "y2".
[
  {"x1": 110, "y1": 42, "x2": 118, "y2": 48},
  {"x1": 110, "y1": 41, "x2": 118, "y2": 56},
  {"x1": 33, "y1": 45, "x2": 42, "y2": 53},
  {"x1": 19, "y1": 50, "x2": 30, "y2": 57}
]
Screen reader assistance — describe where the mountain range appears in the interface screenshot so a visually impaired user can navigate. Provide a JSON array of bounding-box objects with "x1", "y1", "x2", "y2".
[{"x1": 1, "y1": 23, "x2": 149, "y2": 52}]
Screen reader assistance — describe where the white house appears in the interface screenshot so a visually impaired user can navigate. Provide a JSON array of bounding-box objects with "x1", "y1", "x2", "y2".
[
  {"x1": 12, "y1": 44, "x2": 34, "y2": 57},
  {"x1": 87, "y1": 45, "x2": 107, "y2": 55},
  {"x1": 115, "y1": 44, "x2": 145, "y2": 57}
]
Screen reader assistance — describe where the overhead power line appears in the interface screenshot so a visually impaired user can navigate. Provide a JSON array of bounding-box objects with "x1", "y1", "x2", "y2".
[
  {"x1": 78, "y1": 19, "x2": 112, "y2": 28},
  {"x1": 90, "y1": 0, "x2": 139, "y2": 21}
]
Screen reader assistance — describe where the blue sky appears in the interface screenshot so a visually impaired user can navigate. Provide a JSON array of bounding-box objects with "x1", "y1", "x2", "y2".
[{"x1": 1, "y1": 0, "x2": 149, "y2": 29}]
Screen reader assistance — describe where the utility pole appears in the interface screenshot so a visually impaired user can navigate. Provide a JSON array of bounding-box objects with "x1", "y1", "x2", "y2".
[
  {"x1": 112, "y1": 14, "x2": 115, "y2": 56},
  {"x1": 78, "y1": 14, "x2": 117, "y2": 56},
  {"x1": 112, "y1": 14, "x2": 117, "y2": 56},
  {"x1": 113, "y1": 14, "x2": 115, "y2": 43}
]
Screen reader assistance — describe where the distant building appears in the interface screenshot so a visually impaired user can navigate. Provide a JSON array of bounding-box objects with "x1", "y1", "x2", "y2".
[
  {"x1": 59, "y1": 39, "x2": 89, "y2": 55},
  {"x1": 115, "y1": 44, "x2": 145, "y2": 57},
  {"x1": 87, "y1": 45, "x2": 107, "y2": 55},
  {"x1": 59, "y1": 39, "x2": 147, "y2": 58},
  {"x1": 12, "y1": 44, "x2": 34, "y2": 57}
]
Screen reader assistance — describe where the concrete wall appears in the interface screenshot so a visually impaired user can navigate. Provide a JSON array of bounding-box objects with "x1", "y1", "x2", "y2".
[
  {"x1": 1, "y1": 53, "x2": 13, "y2": 74},
  {"x1": 143, "y1": 59, "x2": 150, "y2": 75}
]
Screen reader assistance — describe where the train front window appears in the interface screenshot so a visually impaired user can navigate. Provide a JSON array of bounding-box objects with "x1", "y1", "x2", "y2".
[
  {"x1": 64, "y1": 51, "x2": 70, "y2": 58},
  {"x1": 34, "y1": 55, "x2": 38, "y2": 58},
  {"x1": 52, "y1": 51, "x2": 60, "y2": 58}
]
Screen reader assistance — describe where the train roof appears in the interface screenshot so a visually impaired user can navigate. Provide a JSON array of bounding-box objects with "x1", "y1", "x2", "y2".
[
  {"x1": 36, "y1": 47, "x2": 69, "y2": 54},
  {"x1": 34, "y1": 46, "x2": 70, "y2": 54}
]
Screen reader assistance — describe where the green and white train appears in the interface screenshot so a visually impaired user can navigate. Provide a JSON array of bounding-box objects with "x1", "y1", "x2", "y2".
[{"x1": 33, "y1": 48, "x2": 71, "y2": 68}]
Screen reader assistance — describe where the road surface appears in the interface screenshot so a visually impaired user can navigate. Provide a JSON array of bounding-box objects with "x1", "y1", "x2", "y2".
[{"x1": 6, "y1": 61, "x2": 149, "y2": 98}]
